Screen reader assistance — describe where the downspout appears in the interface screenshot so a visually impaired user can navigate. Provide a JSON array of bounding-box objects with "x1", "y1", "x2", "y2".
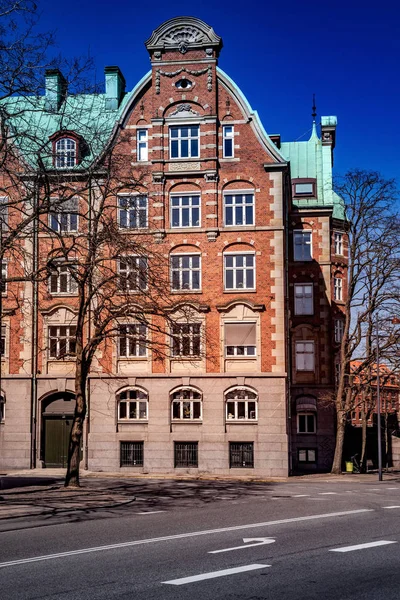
[
  {"x1": 284, "y1": 165, "x2": 293, "y2": 475},
  {"x1": 84, "y1": 177, "x2": 92, "y2": 470},
  {"x1": 30, "y1": 182, "x2": 39, "y2": 469}
]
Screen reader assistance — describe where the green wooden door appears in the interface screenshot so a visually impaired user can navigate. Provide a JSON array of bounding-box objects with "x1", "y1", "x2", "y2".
[{"x1": 44, "y1": 417, "x2": 73, "y2": 468}]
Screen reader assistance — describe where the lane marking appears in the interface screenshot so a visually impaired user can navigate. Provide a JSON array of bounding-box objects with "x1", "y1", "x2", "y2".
[
  {"x1": 0, "y1": 509, "x2": 374, "y2": 569},
  {"x1": 209, "y1": 537, "x2": 275, "y2": 554},
  {"x1": 135, "y1": 511, "x2": 166, "y2": 515},
  {"x1": 387, "y1": 487, "x2": 399, "y2": 490},
  {"x1": 330, "y1": 540, "x2": 397, "y2": 553},
  {"x1": 383, "y1": 506, "x2": 400, "y2": 509},
  {"x1": 293, "y1": 494, "x2": 310, "y2": 498},
  {"x1": 163, "y1": 564, "x2": 271, "y2": 585},
  {"x1": 368, "y1": 489, "x2": 380, "y2": 491},
  {"x1": 319, "y1": 492, "x2": 337, "y2": 495}
]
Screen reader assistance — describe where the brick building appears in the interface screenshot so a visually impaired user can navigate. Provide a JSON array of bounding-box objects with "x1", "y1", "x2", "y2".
[{"x1": 0, "y1": 17, "x2": 345, "y2": 475}]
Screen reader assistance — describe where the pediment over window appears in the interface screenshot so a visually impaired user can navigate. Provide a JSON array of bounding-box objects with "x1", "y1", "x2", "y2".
[{"x1": 216, "y1": 300, "x2": 265, "y2": 313}]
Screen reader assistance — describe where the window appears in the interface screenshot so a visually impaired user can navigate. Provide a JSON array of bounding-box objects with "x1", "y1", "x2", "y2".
[
  {"x1": 0, "y1": 325, "x2": 5, "y2": 356},
  {"x1": 171, "y1": 195, "x2": 200, "y2": 228},
  {"x1": 225, "y1": 322, "x2": 256, "y2": 357},
  {"x1": 334, "y1": 277, "x2": 343, "y2": 301},
  {"x1": 119, "y1": 257, "x2": 147, "y2": 292},
  {"x1": 293, "y1": 179, "x2": 316, "y2": 198},
  {"x1": 224, "y1": 254, "x2": 255, "y2": 290},
  {"x1": 229, "y1": 442, "x2": 254, "y2": 468},
  {"x1": 334, "y1": 319, "x2": 344, "y2": 343},
  {"x1": 171, "y1": 255, "x2": 201, "y2": 291},
  {"x1": 55, "y1": 138, "x2": 76, "y2": 168},
  {"x1": 294, "y1": 284, "x2": 313, "y2": 315},
  {"x1": 171, "y1": 388, "x2": 202, "y2": 420},
  {"x1": 293, "y1": 231, "x2": 312, "y2": 261},
  {"x1": 295, "y1": 341, "x2": 315, "y2": 371},
  {"x1": 137, "y1": 129, "x2": 148, "y2": 161},
  {"x1": 1, "y1": 261, "x2": 6, "y2": 294},
  {"x1": 297, "y1": 413, "x2": 316, "y2": 434},
  {"x1": 170, "y1": 126, "x2": 199, "y2": 159},
  {"x1": 118, "y1": 389, "x2": 148, "y2": 421},
  {"x1": 226, "y1": 388, "x2": 257, "y2": 421},
  {"x1": 175, "y1": 78, "x2": 193, "y2": 90},
  {"x1": 223, "y1": 125, "x2": 234, "y2": 158},
  {"x1": 48, "y1": 326, "x2": 76, "y2": 359},
  {"x1": 0, "y1": 396, "x2": 4, "y2": 422},
  {"x1": 120, "y1": 441, "x2": 144, "y2": 466},
  {"x1": 118, "y1": 324, "x2": 147, "y2": 357},
  {"x1": 334, "y1": 232, "x2": 343, "y2": 255},
  {"x1": 335, "y1": 361, "x2": 341, "y2": 387},
  {"x1": 224, "y1": 193, "x2": 254, "y2": 226},
  {"x1": 0, "y1": 197, "x2": 8, "y2": 231},
  {"x1": 118, "y1": 195, "x2": 148, "y2": 229},
  {"x1": 174, "y1": 441, "x2": 198, "y2": 468},
  {"x1": 172, "y1": 323, "x2": 201, "y2": 357},
  {"x1": 298, "y1": 448, "x2": 317, "y2": 463},
  {"x1": 49, "y1": 263, "x2": 77, "y2": 295},
  {"x1": 49, "y1": 198, "x2": 79, "y2": 233}
]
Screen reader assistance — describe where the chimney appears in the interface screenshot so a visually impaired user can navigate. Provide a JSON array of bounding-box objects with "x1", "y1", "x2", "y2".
[
  {"x1": 321, "y1": 116, "x2": 337, "y2": 166},
  {"x1": 45, "y1": 69, "x2": 67, "y2": 112},
  {"x1": 104, "y1": 66, "x2": 126, "y2": 110}
]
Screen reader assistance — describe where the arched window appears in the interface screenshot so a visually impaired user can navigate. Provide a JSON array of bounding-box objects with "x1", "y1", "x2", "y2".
[
  {"x1": 171, "y1": 388, "x2": 202, "y2": 420},
  {"x1": 225, "y1": 387, "x2": 257, "y2": 421},
  {"x1": 55, "y1": 138, "x2": 76, "y2": 168},
  {"x1": 117, "y1": 388, "x2": 148, "y2": 421}
]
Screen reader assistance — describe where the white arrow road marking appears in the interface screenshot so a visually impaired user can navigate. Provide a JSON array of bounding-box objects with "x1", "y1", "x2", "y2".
[
  {"x1": 330, "y1": 540, "x2": 397, "y2": 553},
  {"x1": 163, "y1": 564, "x2": 271, "y2": 585},
  {"x1": 209, "y1": 537, "x2": 275, "y2": 554}
]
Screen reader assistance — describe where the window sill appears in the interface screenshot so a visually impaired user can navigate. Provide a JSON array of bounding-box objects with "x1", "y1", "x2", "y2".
[
  {"x1": 171, "y1": 420, "x2": 202, "y2": 424},
  {"x1": 225, "y1": 356, "x2": 257, "y2": 360},
  {"x1": 297, "y1": 431, "x2": 317, "y2": 435},
  {"x1": 118, "y1": 420, "x2": 148, "y2": 424},
  {"x1": 226, "y1": 420, "x2": 258, "y2": 425},
  {"x1": 296, "y1": 370, "x2": 315, "y2": 373},
  {"x1": 171, "y1": 290, "x2": 202, "y2": 294},
  {"x1": 223, "y1": 224, "x2": 255, "y2": 228},
  {"x1": 170, "y1": 225, "x2": 201, "y2": 230},
  {"x1": 171, "y1": 356, "x2": 201, "y2": 361},
  {"x1": 117, "y1": 357, "x2": 148, "y2": 361},
  {"x1": 224, "y1": 289, "x2": 256, "y2": 293},
  {"x1": 49, "y1": 293, "x2": 78, "y2": 297}
]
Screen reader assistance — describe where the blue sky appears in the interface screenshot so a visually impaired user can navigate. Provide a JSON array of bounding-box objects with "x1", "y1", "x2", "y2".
[{"x1": 38, "y1": 0, "x2": 399, "y2": 181}]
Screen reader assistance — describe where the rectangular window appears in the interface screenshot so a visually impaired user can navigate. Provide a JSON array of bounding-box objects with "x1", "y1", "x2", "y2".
[
  {"x1": 120, "y1": 442, "x2": 144, "y2": 467},
  {"x1": 293, "y1": 231, "x2": 312, "y2": 261},
  {"x1": 224, "y1": 254, "x2": 255, "y2": 290},
  {"x1": 171, "y1": 255, "x2": 201, "y2": 291},
  {"x1": 298, "y1": 448, "x2": 317, "y2": 463},
  {"x1": 0, "y1": 325, "x2": 5, "y2": 356},
  {"x1": 118, "y1": 195, "x2": 148, "y2": 229},
  {"x1": 170, "y1": 126, "x2": 199, "y2": 159},
  {"x1": 49, "y1": 198, "x2": 79, "y2": 233},
  {"x1": 172, "y1": 323, "x2": 201, "y2": 357},
  {"x1": 294, "y1": 284, "x2": 313, "y2": 315},
  {"x1": 48, "y1": 326, "x2": 76, "y2": 359},
  {"x1": 229, "y1": 442, "x2": 254, "y2": 468},
  {"x1": 118, "y1": 324, "x2": 147, "y2": 357},
  {"x1": 174, "y1": 442, "x2": 198, "y2": 468},
  {"x1": 295, "y1": 341, "x2": 315, "y2": 371},
  {"x1": 334, "y1": 277, "x2": 343, "y2": 301},
  {"x1": 0, "y1": 197, "x2": 8, "y2": 231},
  {"x1": 171, "y1": 195, "x2": 200, "y2": 228},
  {"x1": 49, "y1": 263, "x2": 77, "y2": 295},
  {"x1": 334, "y1": 319, "x2": 344, "y2": 343},
  {"x1": 137, "y1": 129, "x2": 148, "y2": 161},
  {"x1": 225, "y1": 322, "x2": 256, "y2": 356},
  {"x1": 119, "y1": 257, "x2": 147, "y2": 292},
  {"x1": 224, "y1": 193, "x2": 254, "y2": 226},
  {"x1": 293, "y1": 179, "x2": 316, "y2": 198},
  {"x1": 297, "y1": 413, "x2": 316, "y2": 434},
  {"x1": 1, "y1": 261, "x2": 6, "y2": 294},
  {"x1": 223, "y1": 125, "x2": 234, "y2": 158},
  {"x1": 334, "y1": 232, "x2": 343, "y2": 255}
]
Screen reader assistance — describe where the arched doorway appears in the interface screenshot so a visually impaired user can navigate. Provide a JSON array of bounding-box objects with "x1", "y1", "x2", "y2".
[{"x1": 41, "y1": 392, "x2": 75, "y2": 468}]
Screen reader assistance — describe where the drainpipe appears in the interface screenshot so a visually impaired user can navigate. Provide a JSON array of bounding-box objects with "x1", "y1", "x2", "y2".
[
  {"x1": 30, "y1": 183, "x2": 39, "y2": 469},
  {"x1": 84, "y1": 178, "x2": 92, "y2": 470},
  {"x1": 284, "y1": 166, "x2": 293, "y2": 475}
]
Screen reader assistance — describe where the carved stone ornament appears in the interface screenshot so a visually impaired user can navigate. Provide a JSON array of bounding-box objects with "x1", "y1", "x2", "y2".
[
  {"x1": 206, "y1": 229, "x2": 218, "y2": 242},
  {"x1": 169, "y1": 161, "x2": 201, "y2": 172},
  {"x1": 153, "y1": 230, "x2": 166, "y2": 243},
  {"x1": 155, "y1": 66, "x2": 212, "y2": 94},
  {"x1": 204, "y1": 171, "x2": 218, "y2": 182},
  {"x1": 145, "y1": 17, "x2": 222, "y2": 54},
  {"x1": 169, "y1": 103, "x2": 199, "y2": 117},
  {"x1": 152, "y1": 172, "x2": 165, "y2": 184}
]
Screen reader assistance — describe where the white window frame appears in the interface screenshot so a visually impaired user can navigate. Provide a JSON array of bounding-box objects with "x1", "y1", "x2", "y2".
[
  {"x1": 298, "y1": 448, "x2": 317, "y2": 463},
  {"x1": 170, "y1": 194, "x2": 201, "y2": 228},
  {"x1": 171, "y1": 388, "x2": 202, "y2": 421},
  {"x1": 137, "y1": 129, "x2": 148, "y2": 162},
  {"x1": 169, "y1": 125, "x2": 200, "y2": 159},
  {"x1": 225, "y1": 388, "x2": 258, "y2": 421},
  {"x1": 295, "y1": 341, "x2": 315, "y2": 372},
  {"x1": 171, "y1": 323, "x2": 201, "y2": 357},
  {"x1": 223, "y1": 125, "x2": 234, "y2": 158},
  {"x1": 118, "y1": 256, "x2": 147, "y2": 293},
  {"x1": 118, "y1": 194, "x2": 148, "y2": 229},
  {"x1": 293, "y1": 230, "x2": 312, "y2": 261},
  {"x1": 0, "y1": 324, "x2": 6, "y2": 357},
  {"x1": 48, "y1": 325, "x2": 76, "y2": 359},
  {"x1": 294, "y1": 283, "x2": 313, "y2": 315},
  {"x1": 224, "y1": 191, "x2": 254, "y2": 226},
  {"x1": 171, "y1": 254, "x2": 201, "y2": 291},
  {"x1": 334, "y1": 231, "x2": 343, "y2": 255},
  {"x1": 1, "y1": 260, "x2": 7, "y2": 295},
  {"x1": 117, "y1": 389, "x2": 148, "y2": 421},
  {"x1": 49, "y1": 198, "x2": 79, "y2": 233},
  {"x1": 0, "y1": 196, "x2": 8, "y2": 231},
  {"x1": 49, "y1": 262, "x2": 78, "y2": 295},
  {"x1": 55, "y1": 137, "x2": 76, "y2": 168},
  {"x1": 224, "y1": 322, "x2": 257, "y2": 357},
  {"x1": 334, "y1": 318, "x2": 345, "y2": 343},
  {"x1": 297, "y1": 412, "x2": 316, "y2": 434},
  {"x1": 224, "y1": 252, "x2": 255, "y2": 291},
  {"x1": 118, "y1": 324, "x2": 147, "y2": 358},
  {"x1": 334, "y1": 277, "x2": 343, "y2": 301}
]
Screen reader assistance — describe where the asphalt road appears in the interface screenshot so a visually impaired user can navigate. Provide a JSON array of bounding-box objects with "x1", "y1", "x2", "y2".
[{"x1": 1, "y1": 478, "x2": 400, "y2": 599}]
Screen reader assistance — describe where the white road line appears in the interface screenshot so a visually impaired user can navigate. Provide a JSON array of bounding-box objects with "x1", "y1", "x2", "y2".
[
  {"x1": 383, "y1": 506, "x2": 400, "y2": 509},
  {"x1": 135, "y1": 511, "x2": 166, "y2": 515},
  {"x1": 293, "y1": 494, "x2": 310, "y2": 497},
  {"x1": 0, "y1": 508, "x2": 374, "y2": 569},
  {"x1": 319, "y1": 492, "x2": 337, "y2": 495},
  {"x1": 387, "y1": 487, "x2": 399, "y2": 490},
  {"x1": 368, "y1": 488, "x2": 380, "y2": 491},
  {"x1": 163, "y1": 564, "x2": 271, "y2": 585},
  {"x1": 330, "y1": 540, "x2": 397, "y2": 553}
]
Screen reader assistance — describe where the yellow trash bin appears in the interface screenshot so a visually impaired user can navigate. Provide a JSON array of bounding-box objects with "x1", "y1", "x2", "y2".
[{"x1": 345, "y1": 461, "x2": 353, "y2": 473}]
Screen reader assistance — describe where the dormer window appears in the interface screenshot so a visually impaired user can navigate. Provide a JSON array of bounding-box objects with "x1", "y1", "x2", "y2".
[
  {"x1": 50, "y1": 131, "x2": 82, "y2": 169},
  {"x1": 292, "y1": 178, "x2": 317, "y2": 199}
]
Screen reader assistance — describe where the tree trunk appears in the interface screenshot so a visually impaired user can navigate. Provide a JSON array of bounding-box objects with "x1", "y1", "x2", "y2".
[
  {"x1": 331, "y1": 411, "x2": 346, "y2": 474},
  {"x1": 360, "y1": 410, "x2": 368, "y2": 473},
  {"x1": 65, "y1": 350, "x2": 86, "y2": 488}
]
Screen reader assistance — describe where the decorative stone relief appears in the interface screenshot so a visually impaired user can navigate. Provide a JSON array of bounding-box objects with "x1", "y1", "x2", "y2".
[
  {"x1": 206, "y1": 230, "x2": 218, "y2": 242},
  {"x1": 169, "y1": 103, "x2": 199, "y2": 117},
  {"x1": 169, "y1": 162, "x2": 201, "y2": 172},
  {"x1": 204, "y1": 171, "x2": 218, "y2": 182},
  {"x1": 153, "y1": 231, "x2": 166, "y2": 243},
  {"x1": 152, "y1": 172, "x2": 165, "y2": 184},
  {"x1": 163, "y1": 26, "x2": 207, "y2": 53},
  {"x1": 155, "y1": 66, "x2": 212, "y2": 94}
]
